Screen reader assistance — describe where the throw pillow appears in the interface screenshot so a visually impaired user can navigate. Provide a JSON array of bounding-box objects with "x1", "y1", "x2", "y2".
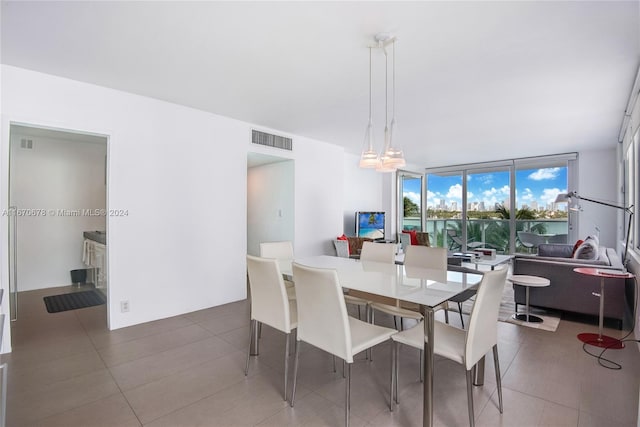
[
  {"x1": 402, "y1": 229, "x2": 418, "y2": 245},
  {"x1": 574, "y1": 237, "x2": 598, "y2": 260},
  {"x1": 571, "y1": 239, "x2": 584, "y2": 257}
]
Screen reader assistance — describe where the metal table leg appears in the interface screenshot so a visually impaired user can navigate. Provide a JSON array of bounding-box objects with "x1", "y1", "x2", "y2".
[{"x1": 423, "y1": 307, "x2": 434, "y2": 427}]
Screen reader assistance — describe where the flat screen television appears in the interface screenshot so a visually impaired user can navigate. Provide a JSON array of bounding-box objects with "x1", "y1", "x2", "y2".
[{"x1": 355, "y1": 211, "x2": 385, "y2": 240}]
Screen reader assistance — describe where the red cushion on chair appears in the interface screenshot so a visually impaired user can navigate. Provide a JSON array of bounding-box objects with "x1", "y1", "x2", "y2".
[
  {"x1": 571, "y1": 239, "x2": 584, "y2": 257},
  {"x1": 402, "y1": 229, "x2": 418, "y2": 245}
]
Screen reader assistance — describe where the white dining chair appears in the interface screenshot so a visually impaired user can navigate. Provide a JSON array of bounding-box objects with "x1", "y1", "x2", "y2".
[
  {"x1": 245, "y1": 255, "x2": 298, "y2": 401},
  {"x1": 359, "y1": 241, "x2": 396, "y2": 263},
  {"x1": 260, "y1": 241, "x2": 296, "y2": 300},
  {"x1": 368, "y1": 245, "x2": 438, "y2": 331},
  {"x1": 290, "y1": 262, "x2": 397, "y2": 427},
  {"x1": 343, "y1": 241, "x2": 397, "y2": 321},
  {"x1": 389, "y1": 267, "x2": 507, "y2": 426}
]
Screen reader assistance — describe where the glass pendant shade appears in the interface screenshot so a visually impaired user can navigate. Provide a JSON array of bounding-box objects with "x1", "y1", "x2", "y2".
[
  {"x1": 376, "y1": 126, "x2": 396, "y2": 172},
  {"x1": 359, "y1": 120, "x2": 379, "y2": 168},
  {"x1": 359, "y1": 36, "x2": 406, "y2": 172},
  {"x1": 382, "y1": 117, "x2": 406, "y2": 168}
]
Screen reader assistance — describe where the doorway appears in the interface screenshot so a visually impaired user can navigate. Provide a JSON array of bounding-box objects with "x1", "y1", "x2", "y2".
[
  {"x1": 8, "y1": 124, "x2": 108, "y2": 325},
  {"x1": 247, "y1": 152, "x2": 294, "y2": 256}
]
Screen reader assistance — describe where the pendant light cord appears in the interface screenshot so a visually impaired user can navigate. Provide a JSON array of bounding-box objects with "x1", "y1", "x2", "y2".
[
  {"x1": 392, "y1": 40, "x2": 396, "y2": 120},
  {"x1": 368, "y1": 47, "x2": 372, "y2": 123},
  {"x1": 384, "y1": 48, "x2": 388, "y2": 129}
]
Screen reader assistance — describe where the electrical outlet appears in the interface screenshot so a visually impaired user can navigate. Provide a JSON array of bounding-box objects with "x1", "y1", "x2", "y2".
[{"x1": 120, "y1": 300, "x2": 130, "y2": 313}]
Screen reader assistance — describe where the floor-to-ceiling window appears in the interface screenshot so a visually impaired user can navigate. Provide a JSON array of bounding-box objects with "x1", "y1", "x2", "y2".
[
  {"x1": 467, "y1": 164, "x2": 512, "y2": 253},
  {"x1": 419, "y1": 154, "x2": 575, "y2": 253},
  {"x1": 424, "y1": 171, "x2": 464, "y2": 249},
  {"x1": 514, "y1": 158, "x2": 570, "y2": 252}
]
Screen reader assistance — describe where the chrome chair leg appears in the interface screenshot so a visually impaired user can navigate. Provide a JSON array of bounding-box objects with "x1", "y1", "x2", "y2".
[
  {"x1": 466, "y1": 369, "x2": 475, "y2": 427},
  {"x1": 245, "y1": 319, "x2": 256, "y2": 376},
  {"x1": 419, "y1": 348, "x2": 424, "y2": 383},
  {"x1": 290, "y1": 340, "x2": 301, "y2": 407},
  {"x1": 283, "y1": 332, "x2": 290, "y2": 402},
  {"x1": 493, "y1": 345, "x2": 504, "y2": 413},
  {"x1": 395, "y1": 343, "x2": 401, "y2": 404},
  {"x1": 345, "y1": 362, "x2": 351, "y2": 427},
  {"x1": 390, "y1": 341, "x2": 396, "y2": 411}
]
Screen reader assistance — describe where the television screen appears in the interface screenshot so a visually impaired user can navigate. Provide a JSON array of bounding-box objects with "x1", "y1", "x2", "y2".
[{"x1": 356, "y1": 212, "x2": 385, "y2": 239}]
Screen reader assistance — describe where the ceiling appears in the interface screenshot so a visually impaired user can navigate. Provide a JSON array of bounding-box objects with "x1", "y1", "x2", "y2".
[{"x1": 2, "y1": 1, "x2": 639, "y2": 168}]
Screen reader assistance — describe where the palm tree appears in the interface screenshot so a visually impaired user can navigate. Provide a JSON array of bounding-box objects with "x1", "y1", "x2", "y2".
[{"x1": 485, "y1": 204, "x2": 547, "y2": 252}]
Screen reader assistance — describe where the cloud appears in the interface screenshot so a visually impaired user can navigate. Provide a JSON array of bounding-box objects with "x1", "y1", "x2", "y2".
[
  {"x1": 540, "y1": 187, "x2": 566, "y2": 205},
  {"x1": 447, "y1": 184, "x2": 463, "y2": 200},
  {"x1": 529, "y1": 168, "x2": 561, "y2": 181},
  {"x1": 404, "y1": 191, "x2": 421, "y2": 205},
  {"x1": 520, "y1": 188, "x2": 534, "y2": 201}
]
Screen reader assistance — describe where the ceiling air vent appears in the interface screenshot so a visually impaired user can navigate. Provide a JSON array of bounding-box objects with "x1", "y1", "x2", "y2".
[
  {"x1": 20, "y1": 138, "x2": 34, "y2": 149},
  {"x1": 252, "y1": 130, "x2": 292, "y2": 151}
]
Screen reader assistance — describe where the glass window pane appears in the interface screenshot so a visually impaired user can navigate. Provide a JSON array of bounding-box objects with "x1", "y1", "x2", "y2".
[
  {"x1": 467, "y1": 167, "x2": 510, "y2": 254},
  {"x1": 514, "y1": 165, "x2": 568, "y2": 253},
  {"x1": 400, "y1": 175, "x2": 422, "y2": 232},
  {"x1": 426, "y1": 172, "x2": 463, "y2": 249}
]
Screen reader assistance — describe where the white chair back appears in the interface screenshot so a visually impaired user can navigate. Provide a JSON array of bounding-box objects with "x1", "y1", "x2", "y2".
[
  {"x1": 403, "y1": 245, "x2": 447, "y2": 269},
  {"x1": 246, "y1": 255, "x2": 294, "y2": 333},
  {"x1": 398, "y1": 233, "x2": 411, "y2": 252},
  {"x1": 260, "y1": 241, "x2": 294, "y2": 259},
  {"x1": 360, "y1": 241, "x2": 396, "y2": 263},
  {"x1": 333, "y1": 239, "x2": 350, "y2": 258},
  {"x1": 292, "y1": 262, "x2": 353, "y2": 362},
  {"x1": 464, "y1": 267, "x2": 508, "y2": 369}
]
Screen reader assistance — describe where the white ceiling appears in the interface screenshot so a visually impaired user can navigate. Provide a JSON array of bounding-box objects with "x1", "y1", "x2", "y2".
[{"x1": 2, "y1": 1, "x2": 639, "y2": 168}]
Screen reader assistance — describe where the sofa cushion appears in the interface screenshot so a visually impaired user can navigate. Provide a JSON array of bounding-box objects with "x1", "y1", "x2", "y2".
[
  {"x1": 574, "y1": 237, "x2": 598, "y2": 260},
  {"x1": 538, "y1": 243, "x2": 574, "y2": 258}
]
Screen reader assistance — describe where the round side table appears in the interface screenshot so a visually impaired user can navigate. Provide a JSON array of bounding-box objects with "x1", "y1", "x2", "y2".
[
  {"x1": 508, "y1": 275, "x2": 551, "y2": 323},
  {"x1": 573, "y1": 267, "x2": 634, "y2": 349}
]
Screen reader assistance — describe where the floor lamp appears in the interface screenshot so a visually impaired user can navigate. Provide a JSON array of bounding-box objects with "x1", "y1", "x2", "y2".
[
  {"x1": 555, "y1": 191, "x2": 634, "y2": 349},
  {"x1": 555, "y1": 191, "x2": 634, "y2": 266}
]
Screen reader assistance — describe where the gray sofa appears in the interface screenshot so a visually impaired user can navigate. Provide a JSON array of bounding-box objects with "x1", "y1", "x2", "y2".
[{"x1": 512, "y1": 243, "x2": 632, "y2": 327}]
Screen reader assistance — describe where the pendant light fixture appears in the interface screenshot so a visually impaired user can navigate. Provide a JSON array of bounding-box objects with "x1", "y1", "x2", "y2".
[
  {"x1": 359, "y1": 33, "x2": 406, "y2": 172},
  {"x1": 380, "y1": 39, "x2": 406, "y2": 169}
]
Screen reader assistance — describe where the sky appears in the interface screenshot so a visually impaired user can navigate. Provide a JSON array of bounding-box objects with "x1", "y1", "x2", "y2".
[{"x1": 403, "y1": 167, "x2": 568, "y2": 211}]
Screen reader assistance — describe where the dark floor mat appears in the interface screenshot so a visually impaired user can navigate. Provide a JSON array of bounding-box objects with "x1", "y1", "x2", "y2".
[{"x1": 43, "y1": 290, "x2": 105, "y2": 313}]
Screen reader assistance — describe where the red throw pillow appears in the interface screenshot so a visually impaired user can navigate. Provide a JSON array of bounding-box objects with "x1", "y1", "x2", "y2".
[
  {"x1": 571, "y1": 239, "x2": 584, "y2": 257},
  {"x1": 403, "y1": 229, "x2": 419, "y2": 245},
  {"x1": 337, "y1": 234, "x2": 350, "y2": 255}
]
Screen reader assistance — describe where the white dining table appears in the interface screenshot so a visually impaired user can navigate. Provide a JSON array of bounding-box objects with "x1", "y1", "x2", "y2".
[{"x1": 280, "y1": 255, "x2": 483, "y2": 427}]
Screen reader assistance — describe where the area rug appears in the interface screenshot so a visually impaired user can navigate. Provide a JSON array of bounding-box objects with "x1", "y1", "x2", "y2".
[
  {"x1": 43, "y1": 290, "x2": 106, "y2": 313},
  {"x1": 461, "y1": 282, "x2": 560, "y2": 332}
]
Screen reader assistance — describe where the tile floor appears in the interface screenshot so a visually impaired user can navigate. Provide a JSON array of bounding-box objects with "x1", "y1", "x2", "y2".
[{"x1": 2, "y1": 283, "x2": 639, "y2": 426}]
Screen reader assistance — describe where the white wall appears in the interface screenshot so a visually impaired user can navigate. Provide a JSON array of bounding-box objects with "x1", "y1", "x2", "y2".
[
  {"x1": 247, "y1": 160, "x2": 294, "y2": 256},
  {"x1": 577, "y1": 148, "x2": 619, "y2": 248},
  {"x1": 1, "y1": 66, "x2": 344, "y2": 349},
  {"x1": 342, "y1": 153, "x2": 384, "y2": 235},
  {"x1": 9, "y1": 131, "x2": 106, "y2": 291}
]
